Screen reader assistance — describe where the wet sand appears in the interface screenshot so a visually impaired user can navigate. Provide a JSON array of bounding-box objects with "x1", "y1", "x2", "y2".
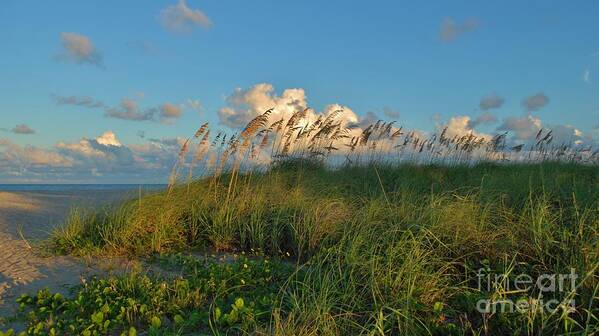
[{"x1": 0, "y1": 190, "x2": 132, "y2": 320}]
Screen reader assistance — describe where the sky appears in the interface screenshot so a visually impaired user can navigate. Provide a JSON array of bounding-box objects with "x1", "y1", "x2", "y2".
[{"x1": 1, "y1": 0, "x2": 598, "y2": 183}]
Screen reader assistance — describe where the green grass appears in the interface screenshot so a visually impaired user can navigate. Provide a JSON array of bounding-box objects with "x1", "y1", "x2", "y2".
[{"x1": 4, "y1": 162, "x2": 599, "y2": 335}]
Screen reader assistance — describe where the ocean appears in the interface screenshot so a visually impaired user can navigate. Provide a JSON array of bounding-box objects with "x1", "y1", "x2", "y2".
[{"x1": 0, "y1": 184, "x2": 167, "y2": 192}]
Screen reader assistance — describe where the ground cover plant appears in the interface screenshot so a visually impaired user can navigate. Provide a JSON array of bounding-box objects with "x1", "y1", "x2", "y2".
[
  {"x1": 2, "y1": 110, "x2": 598, "y2": 335},
  {"x1": 5, "y1": 255, "x2": 295, "y2": 335}
]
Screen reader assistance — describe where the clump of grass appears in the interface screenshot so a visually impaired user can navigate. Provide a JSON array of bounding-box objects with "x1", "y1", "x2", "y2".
[{"x1": 41, "y1": 162, "x2": 599, "y2": 334}]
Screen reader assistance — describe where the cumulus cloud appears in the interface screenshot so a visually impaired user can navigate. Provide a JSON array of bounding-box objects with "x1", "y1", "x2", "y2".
[
  {"x1": 496, "y1": 114, "x2": 592, "y2": 146},
  {"x1": 49, "y1": 132, "x2": 158, "y2": 182},
  {"x1": 159, "y1": 0, "x2": 212, "y2": 33},
  {"x1": 57, "y1": 32, "x2": 103, "y2": 67},
  {"x1": 0, "y1": 138, "x2": 74, "y2": 170},
  {"x1": 441, "y1": 113, "x2": 591, "y2": 150},
  {"x1": 0, "y1": 130, "x2": 208, "y2": 181},
  {"x1": 10, "y1": 124, "x2": 35, "y2": 134},
  {"x1": 441, "y1": 115, "x2": 492, "y2": 140},
  {"x1": 50, "y1": 132, "x2": 182, "y2": 174},
  {"x1": 218, "y1": 83, "x2": 361, "y2": 133},
  {"x1": 479, "y1": 94, "x2": 505, "y2": 111},
  {"x1": 95, "y1": 131, "x2": 122, "y2": 146},
  {"x1": 521, "y1": 92, "x2": 550, "y2": 111},
  {"x1": 439, "y1": 17, "x2": 479, "y2": 42},
  {"x1": 56, "y1": 131, "x2": 119, "y2": 159},
  {"x1": 218, "y1": 83, "x2": 307, "y2": 128},
  {"x1": 322, "y1": 103, "x2": 359, "y2": 125}
]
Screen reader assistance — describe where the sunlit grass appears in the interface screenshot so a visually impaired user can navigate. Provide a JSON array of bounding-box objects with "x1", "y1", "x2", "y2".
[{"x1": 33, "y1": 162, "x2": 599, "y2": 334}]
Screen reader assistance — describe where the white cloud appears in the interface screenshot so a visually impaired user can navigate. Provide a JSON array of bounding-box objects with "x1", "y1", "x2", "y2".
[
  {"x1": 0, "y1": 138, "x2": 74, "y2": 169},
  {"x1": 442, "y1": 115, "x2": 492, "y2": 140},
  {"x1": 56, "y1": 131, "x2": 124, "y2": 160},
  {"x1": 159, "y1": 0, "x2": 212, "y2": 33},
  {"x1": 57, "y1": 32, "x2": 103, "y2": 67},
  {"x1": 0, "y1": 127, "x2": 283, "y2": 181},
  {"x1": 216, "y1": 83, "x2": 397, "y2": 161},
  {"x1": 96, "y1": 131, "x2": 122, "y2": 147},
  {"x1": 218, "y1": 83, "x2": 308, "y2": 128},
  {"x1": 218, "y1": 83, "x2": 364, "y2": 131},
  {"x1": 51, "y1": 131, "x2": 175, "y2": 179},
  {"x1": 56, "y1": 139, "x2": 107, "y2": 159},
  {"x1": 218, "y1": 83, "x2": 537, "y2": 159}
]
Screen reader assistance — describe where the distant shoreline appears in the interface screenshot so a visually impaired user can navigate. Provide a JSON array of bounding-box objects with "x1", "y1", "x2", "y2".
[{"x1": 0, "y1": 184, "x2": 167, "y2": 192}]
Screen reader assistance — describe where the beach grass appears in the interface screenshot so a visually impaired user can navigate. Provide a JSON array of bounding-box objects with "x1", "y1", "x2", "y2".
[{"x1": 33, "y1": 161, "x2": 598, "y2": 335}]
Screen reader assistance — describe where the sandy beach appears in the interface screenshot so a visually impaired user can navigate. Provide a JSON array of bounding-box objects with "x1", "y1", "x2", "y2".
[{"x1": 0, "y1": 190, "x2": 131, "y2": 318}]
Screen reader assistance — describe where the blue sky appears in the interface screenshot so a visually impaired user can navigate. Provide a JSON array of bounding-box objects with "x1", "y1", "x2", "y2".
[{"x1": 1, "y1": 1, "x2": 598, "y2": 182}]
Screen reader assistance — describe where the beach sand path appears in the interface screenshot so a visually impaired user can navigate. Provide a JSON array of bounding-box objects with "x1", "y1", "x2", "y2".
[{"x1": 0, "y1": 190, "x2": 132, "y2": 321}]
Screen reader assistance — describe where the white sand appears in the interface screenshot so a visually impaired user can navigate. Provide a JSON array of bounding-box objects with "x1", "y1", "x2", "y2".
[{"x1": 0, "y1": 190, "x2": 133, "y2": 320}]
